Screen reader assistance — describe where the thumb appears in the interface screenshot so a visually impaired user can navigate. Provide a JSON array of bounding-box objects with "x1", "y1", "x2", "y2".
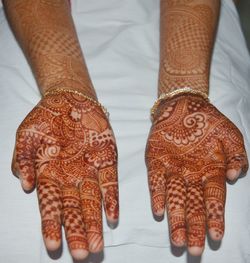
[
  {"x1": 221, "y1": 122, "x2": 248, "y2": 181},
  {"x1": 12, "y1": 130, "x2": 38, "y2": 191}
]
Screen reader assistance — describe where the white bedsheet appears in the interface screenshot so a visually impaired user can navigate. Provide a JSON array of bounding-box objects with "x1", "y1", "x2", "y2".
[{"x1": 0, "y1": 0, "x2": 250, "y2": 262}]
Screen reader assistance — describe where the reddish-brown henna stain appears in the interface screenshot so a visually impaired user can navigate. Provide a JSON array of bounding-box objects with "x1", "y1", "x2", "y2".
[
  {"x1": 4, "y1": 0, "x2": 96, "y2": 98},
  {"x1": 146, "y1": 0, "x2": 237, "y2": 254},
  {"x1": 13, "y1": 93, "x2": 119, "y2": 254},
  {"x1": 159, "y1": 0, "x2": 220, "y2": 96},
  {"x1": 146, "y1": 95, "x2": 248, "y2": 249},
  {"x1": 4, "y1": 0, "x2": 119, "y2": 258}
]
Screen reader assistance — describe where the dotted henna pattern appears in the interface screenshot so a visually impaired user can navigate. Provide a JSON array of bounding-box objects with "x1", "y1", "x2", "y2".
[
  {"x1": 4, "y1": 0, "x2": 118, "y2": 260},
  {"x1": 13, "y1": 93, "x2": 119, "y2": 256},
  {"x1": 146, "y1": 95, "x2": 248, "y2": 252},
  {"x1": 158, "y1": 0, "x2": 220, "y2": 95},
  {"x1": 4, "y1": 0, "x2": 96, "y2": 98}
]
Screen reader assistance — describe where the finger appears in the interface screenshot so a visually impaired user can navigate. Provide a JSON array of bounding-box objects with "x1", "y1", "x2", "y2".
[
  {"x1": 12, "y1": 130, "x2": 39, "y2": 191},
  {"x1": 62, "y1": 186, "x2": 89, "y2": 261},
  {"x1": 147, "y1": 158, "x2": 166, "y2": 216},
  {"x1": 166, "y1": 174, "x2": 186, "y2": 247},
  {"x1": 186, "y1": 180, "x2": 206, "y2": 256},
  {"x1": 37, "y1": 174, "x2": 62, "y2": 251},
  {"x1": 221, "y1": 123, "x2": 249, "y2": 181},
  {"x1": 99, "y1": 165, "x2": 119, "y2": 224},
  {"x1": 80, "y1": 172, "x2": 103, "y2": 253},
  {"x1": 204, "y1": 169, "x2": 226, "y2": 241}
]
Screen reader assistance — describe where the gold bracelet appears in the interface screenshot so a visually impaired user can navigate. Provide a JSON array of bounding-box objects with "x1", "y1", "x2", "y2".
[
  {"x1": 151, "y1": 87, "x2": 209, "y2": 118},
  {"x1": 43, "y1": 88, "x2": 109, "y2": 118}
]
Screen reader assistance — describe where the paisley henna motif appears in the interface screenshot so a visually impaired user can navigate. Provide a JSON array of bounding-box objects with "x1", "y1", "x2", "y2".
[
  {"x1": 12, "y1": 93, "x2": 119, "y2": 259},
  {"x1": 146, "y1": 95, "x2": 248, "y2": 255},
  {"x1": 4, "y1": 0, "x2": 119, "y2": 260},
  {"x1": 149, "y1": 0, "x2": 238, "y2": 255}
]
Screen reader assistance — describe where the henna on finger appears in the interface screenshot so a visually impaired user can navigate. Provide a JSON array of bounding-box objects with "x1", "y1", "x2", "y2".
[
  {"x1": 99, "y1": 166, "x2": 119, "y2": 223},
  {"x1": 13, "y1": 93, "x2": 118, "y2": 258},
  {"x1": 146, "y1": 158, "x2": 167, "y2": 216},
  {"x1": 4, "y1": 0, "x2": 119, "y2": 259},
  {"x1": 166, "y1": 174, "x2": 186, "y2": 246},
  {"x1": 146, "y1": 95, "x2": 248, "y2": 253},
  {"x1": 37, "y1": 176, "x2": 62, "y2": 251},
  {"x1": 204, "y1": 171, "x2": 226, "y2": 240}
]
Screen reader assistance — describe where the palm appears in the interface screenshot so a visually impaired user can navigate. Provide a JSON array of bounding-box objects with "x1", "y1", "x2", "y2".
[
  {"x1": 12, "y1": 92, "x2": 119, "y2": 259},
  {"x1": 146, "y1": 95, "x2": 248, "y2": 255}
]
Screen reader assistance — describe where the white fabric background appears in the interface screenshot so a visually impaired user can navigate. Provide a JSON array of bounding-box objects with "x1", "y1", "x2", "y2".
[{"x1": 0, "y1": 0, "x2": 250, "y2": 262}]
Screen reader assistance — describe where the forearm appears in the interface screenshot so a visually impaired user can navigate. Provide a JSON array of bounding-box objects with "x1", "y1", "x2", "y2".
[
  {"x1": 158, "y1": 0, "x2": 220, "y2": 96},
  {"x1": 3, "y1": 0, "x2": 97, "y2": 99}
]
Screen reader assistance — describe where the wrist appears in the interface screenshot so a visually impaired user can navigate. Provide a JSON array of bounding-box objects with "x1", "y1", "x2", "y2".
[
  {"x1": 41, "y1": 83, "x2": 97, "y2": 101},
  {"x1": 151, "y1": 87, "x2": 209, "y2": 120},
  {"x1": 43, "y1": 88, "x2": 109, "y2": 118}
]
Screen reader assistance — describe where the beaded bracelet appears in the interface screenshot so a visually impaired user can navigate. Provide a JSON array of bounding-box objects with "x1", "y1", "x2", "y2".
[
  {"x1": 44, "y1": 88, "x2": 109, "y2": 118},
  {"x1": 150, "y1": 87, "x2": 209, "y2": 118}
]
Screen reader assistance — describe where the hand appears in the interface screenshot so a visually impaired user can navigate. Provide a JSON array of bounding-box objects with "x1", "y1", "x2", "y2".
[
  {"x1": 12, "y1": 92, "x2": 119, "y2": 260},
  {"x1": 145, "y1": 95, "x2": 248, "y2": 256}
]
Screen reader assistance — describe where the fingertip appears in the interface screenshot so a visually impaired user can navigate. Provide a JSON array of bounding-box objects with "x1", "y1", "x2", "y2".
[
  {"x1": 226, "y1": 169, "x2": 241, "y2": 181},
  {"x1": 107, "y1": 217, "x2": 119, "y2": 229},
  {"x1": 88, "y1": 237, "x2": 104, "y2": 253},
  {"x1": 171, "y1": 229, "x2": 186, "y2": 247},
  {"x1": 71, "y1": 249, "x2": 89, "y2": 261},
  {"x1": 21, "y1": 178, "x2": 35, "y2": 192},
  {"x1": 12, "y1": 163, "x2": 36, "y2": 191},
  {"x1": 104, "y1": 201, "x2": 119, "y2": 226},
  {"x1": 188, "y1": 246, "x2": 204, "y2": 256},
  {"x1": 209, "y1": 228, "x2": 224, "y2": 241},
  {"x1": 153, "y1": 208, "x2": 165, "y2": 217},
  {"x1": 44, "y1": 238, "x2": 61, "y2": 251},
  {"x1": 152, "y1": 194, "x2": 165, "y2": 217}
]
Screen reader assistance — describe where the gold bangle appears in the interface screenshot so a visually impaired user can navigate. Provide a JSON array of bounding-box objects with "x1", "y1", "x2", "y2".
[
  {"x1": 151, "y1": 87, "x2": 209, "y2": 118},
  {"x1": 44, "y1": 88, "x2": 109, "y2": 118}
]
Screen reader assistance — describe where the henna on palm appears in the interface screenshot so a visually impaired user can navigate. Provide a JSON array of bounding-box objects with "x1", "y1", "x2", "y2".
[
  {"x1": 146, "y1": 95, "x2": 248, "y2": 254},
  {"x1": 3, "y1": 0, "x2": 119, "y2": 260},
  {"x1": 145, "y1": 0, "x2": 238, "y2": 255},
  {"x1": 13, "y1": 93, "x2": 119, "y2": 259}
]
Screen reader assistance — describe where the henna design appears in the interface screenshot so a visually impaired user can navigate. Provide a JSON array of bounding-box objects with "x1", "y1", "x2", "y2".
[
  {"x1": 146, "y1": 95, "x2": 248, "y2": 255},
  {"x1": 4, "y1": 0, "x2": 118, "y2": 259},
  {"x1": 159, "y1": 0, "x2": 220, "y2": 95},
  {"x1": 4, "y1": 0, "x2": 96, "y2": 98},
  {"x1": 12, "y1": 93, "x2": 119, "y2": 259}
]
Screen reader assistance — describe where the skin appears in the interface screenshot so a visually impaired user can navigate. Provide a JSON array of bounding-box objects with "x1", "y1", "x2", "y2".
[
  {"x1": 146, "y1": 0, "x2": 248, "y2": 256},
  {"x1": 13, "y1": 92, "x2": 119, "y2": 259},
  {"x1": 3, "y1": 0, "x2": 96, "y2": 98},
  {"x1": 4, "y1": 0, "x2": 247, "y2": 259},
  {"x1": 3, "y1": 0, "x2": 119, "y2": 260}
]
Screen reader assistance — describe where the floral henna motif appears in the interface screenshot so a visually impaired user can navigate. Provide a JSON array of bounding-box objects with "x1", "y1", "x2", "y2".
[
  {"x1": 4, "y1": 0, "x2": 116, "y2": 259},
  {"x1": 12, "y1": 93, "x2": 119, "y2": 259},
  {"x1": 146, "y1": 95, "x2": 248, "y2": 254}
]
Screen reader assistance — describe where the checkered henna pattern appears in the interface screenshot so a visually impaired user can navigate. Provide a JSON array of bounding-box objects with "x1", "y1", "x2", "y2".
[
  {"x1": 158, "y1": 0, "x2": 220, "y2": 96},
  {"x1": 4, "y1": 0, "x2": 119, "y2": 260},
  {"x1": 146, "y1": 0, "x2": 239, "y2": 256},
  {"x1": 4, "y1": 0, "x2": 96, "y2": 98},
  {"x1": 146, "y1": 95, "x2": 248, "y2": 255},
  {"x1": 12, "y1": 93, "x2": 119, "y2": 260}
]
